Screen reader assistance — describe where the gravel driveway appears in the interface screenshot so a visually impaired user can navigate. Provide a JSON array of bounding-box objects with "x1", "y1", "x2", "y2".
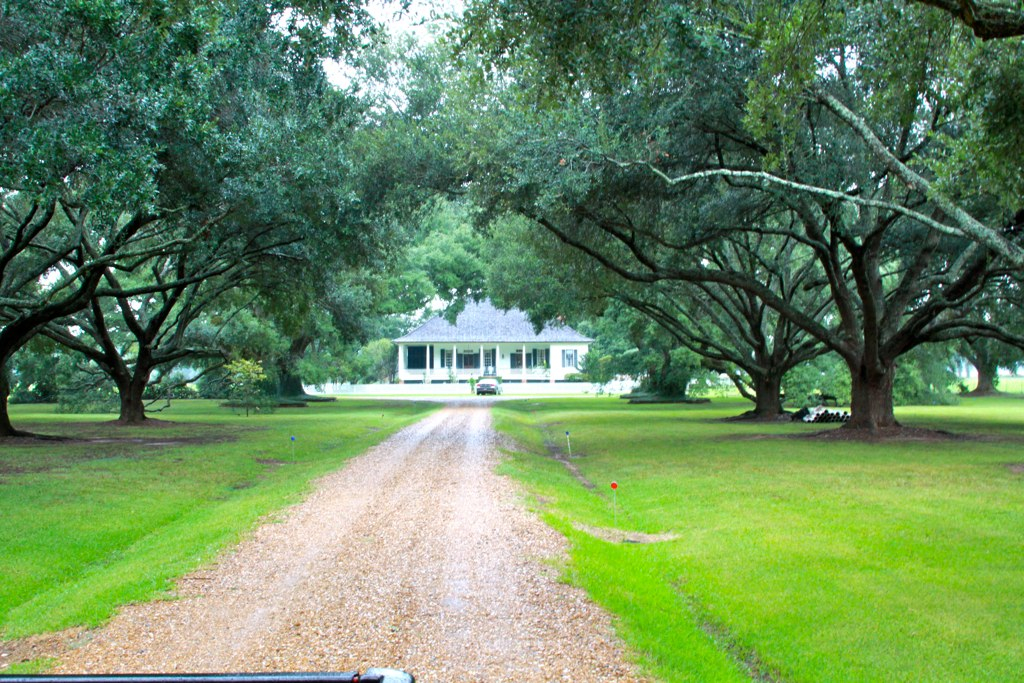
[{"x1": 56, "y1": 402, "x2": 646, "y2": 682}]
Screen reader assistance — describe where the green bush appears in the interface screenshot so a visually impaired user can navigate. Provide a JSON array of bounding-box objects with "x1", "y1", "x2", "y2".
[
  {"x1": 10, "y1": 343, "x2": 72, "y2": 404},
  {"x1": 223, "y1": 359, "x2": 276, "y2": 416},
  {"x1": 783, "y1": 355, "x2": 852, "y2": 406},
  {"x1": 893, "y1": 345, "x2": 959, "y2": 406}
]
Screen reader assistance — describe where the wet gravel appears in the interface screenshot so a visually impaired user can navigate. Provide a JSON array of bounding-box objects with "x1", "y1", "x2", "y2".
[{"x1": 55, "y1": 403, "x2": 646, "y2": 682}]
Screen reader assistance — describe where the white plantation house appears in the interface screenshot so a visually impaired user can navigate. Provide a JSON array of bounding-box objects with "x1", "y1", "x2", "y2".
[{"x1": 394, "y1": 300, "x2": 592, "y2": 383}]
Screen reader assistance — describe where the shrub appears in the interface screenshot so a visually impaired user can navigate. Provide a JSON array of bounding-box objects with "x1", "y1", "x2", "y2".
[
  {"x1": 223, "y1": 359, "x2": 276, "y2": 416},
  {"x1": 784, "y1": 355, "x2": 852, "y2": 407}
]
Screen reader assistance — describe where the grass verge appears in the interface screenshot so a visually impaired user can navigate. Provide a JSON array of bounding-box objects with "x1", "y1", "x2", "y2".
[
  {"x1": 0, "y1": 399, "x2": 439, "y2": 641},
  {"x1": 493, "y1": 396, "x2": 1024, "y2": 682}
]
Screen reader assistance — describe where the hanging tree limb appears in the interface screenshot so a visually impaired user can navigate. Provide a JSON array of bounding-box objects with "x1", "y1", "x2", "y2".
[
  {"x1": 912, "y1": 0, "x2": 1024, "y2": 39},
  {"x1": 810, "y1": 87, "x2": 1024, "y2": 266},
  {"x1": 603, "y1": 153, "x2": 1021, "y2": 256}
]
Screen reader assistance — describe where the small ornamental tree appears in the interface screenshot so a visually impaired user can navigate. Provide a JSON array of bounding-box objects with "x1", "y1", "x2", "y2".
[{"x1": 225, "y1": 359, "x2": 273, "y2": 417}]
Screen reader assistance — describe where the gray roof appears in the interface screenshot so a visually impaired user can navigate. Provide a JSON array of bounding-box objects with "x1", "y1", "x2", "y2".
[{"x1": 394, "y1": 300, "x2": 592, "y2": 344}]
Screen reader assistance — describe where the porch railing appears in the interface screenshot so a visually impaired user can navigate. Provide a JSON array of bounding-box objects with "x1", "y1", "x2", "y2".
[{"x1": 402, "y1": 367, "x2": 550, "y2": 382}]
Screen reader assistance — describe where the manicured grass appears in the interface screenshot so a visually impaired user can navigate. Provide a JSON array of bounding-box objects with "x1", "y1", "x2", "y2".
[
  {"x1": 0, "y1": 399, "x2": 439, "y2": 640},
  {"x1": 989, "y1": 377, "x2": 1024, "y2": 394},
  {"x1": 493, "y1": 396, "x2": 1024, "y2": 682}
]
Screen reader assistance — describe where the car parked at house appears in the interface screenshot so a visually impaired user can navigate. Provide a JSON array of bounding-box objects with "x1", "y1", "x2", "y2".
[{"x1": 476, "y1": 378, "x2": 501, "y2": 395}]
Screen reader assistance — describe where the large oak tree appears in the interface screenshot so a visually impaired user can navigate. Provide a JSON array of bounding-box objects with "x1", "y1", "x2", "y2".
[
  {"x1": 457, "y1": 0, "x2": 1024, "y2": 431},
  {"x1": 1, "y1": 0, "x2": 379, "y2": 433}
]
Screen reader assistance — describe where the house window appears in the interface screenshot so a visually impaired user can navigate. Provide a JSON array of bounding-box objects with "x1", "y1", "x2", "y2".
[
  {"x1": 562, "y1": 349, "x2": 578, "y2": 369},
  {"x1": 459, "y1": 351, "x2": 480, "y2": 369},
  {"x1": 510, "y1": 349, "x2": 549, "y2": 369},
  {"x1": 407, "y1": 346, "x2": 427, "y2": 370}
]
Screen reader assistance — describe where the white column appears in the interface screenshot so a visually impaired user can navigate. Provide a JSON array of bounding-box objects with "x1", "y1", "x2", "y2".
[
  {"x1": 397, "y1": 343, "x2": 405, "y2": 383},
  {"x1": 425, "y1": 344, "x2": 432, "y2": 384},
  {"x1": 522, "y1": 343, "x2": 527, "y2": 383},
  {"x1": 550, "y1": 346, "x2": 555, "y2": 383},
  {"x1": 453, "y1": 344, "x2": 458, "y2": 382},
  {"x1": 480, "y1": 344, "x2": 484, "y2": 375}
]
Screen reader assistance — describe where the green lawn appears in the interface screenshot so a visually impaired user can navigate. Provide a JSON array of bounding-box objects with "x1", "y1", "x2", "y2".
[
  {"x1": 989, "y1": 376, "x2": 1024, "y2": 395},
  {"x1": 5, "y1": 395, "x2": 1024, "y2": 681},
  {"x1": 0, "y1": 399, "x2": 439, "y2": 641},
  {"x1": 493, "y1": 396, "x2": 1024, "y2": 682}
]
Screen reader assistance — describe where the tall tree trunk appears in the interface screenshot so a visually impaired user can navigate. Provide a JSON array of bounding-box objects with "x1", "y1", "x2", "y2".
[
  {"x1": 111, "y1": 350, "x2": 155, "y2": 424},
  {"x1": 1, "y1": 322, "x2": 53, "y2": 437},
  {"x1": 116, "y1": 375, "x2": 149, "y2": 424},
  {"x1": 846, "y1": 359, "x2": 898, "y2": 431},
  {"x1": 0, "y1": 365, "x2": 25, "y2": 437},
  {"x1": 750, "y1": 372, "x2": 784, "y2": 420},
  {"x1": 971, "y1": 363, "x2": 999, "y2": 395},
  {"x1": 278, "y1": 371, "x2": 307, "y2": 398},
  {"x1": 964, "y1": 348, "x2": 1000, "y2": 396},
  {"x1": 277, "y1": 336, "x2": 313, "y2": 398}
]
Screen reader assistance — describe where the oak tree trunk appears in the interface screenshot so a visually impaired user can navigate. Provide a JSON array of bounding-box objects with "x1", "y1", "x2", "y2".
[
  {"x1": 964, "y1": 352, "x2": 1000, "y2": 396},
  {"x1": 750, "y1": 372, "x2": 785, "y2": 419},
  {"x1": 117, "y1": 377, "x2": 149, "y2": 424},
  {"x1": 0, "y1": 367, "x2": 24, "y2": 437},
  {"x1": 114, "y1": 357, "x2": 154, "y2": 424},
  {"x1": 846, "y1": 360, "x2": 898, "y2": 431},
  {"x1": 277, "y1": 336, "x2": 313, "y2": 398},
  {"x1": 278, "y1": 371, "x2": 308, "y2": 398}
]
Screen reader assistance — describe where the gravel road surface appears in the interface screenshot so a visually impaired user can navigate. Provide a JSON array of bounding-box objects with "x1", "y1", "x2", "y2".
[{"x1": 55, "y1": 403, "x2": 646, "y2": 682}]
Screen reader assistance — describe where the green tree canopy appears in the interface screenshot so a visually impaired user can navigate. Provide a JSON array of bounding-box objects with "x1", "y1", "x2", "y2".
[
  {"x1": 0, "y1": 0, "x2": 379, "y2": 434},
  {"x1": 454, "y1": 0, "x2": 1024, "y2": 431}
]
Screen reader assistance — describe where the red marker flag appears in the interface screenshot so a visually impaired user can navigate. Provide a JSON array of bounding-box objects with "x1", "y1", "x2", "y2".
[{"x1": 611, "y1": 481, "x2": 618, "y2": 490}]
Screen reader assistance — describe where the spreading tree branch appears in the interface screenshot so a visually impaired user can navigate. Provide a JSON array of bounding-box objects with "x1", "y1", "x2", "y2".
[{"x1": 913, "y1": 0, "x2": 1024, "y2": 39}]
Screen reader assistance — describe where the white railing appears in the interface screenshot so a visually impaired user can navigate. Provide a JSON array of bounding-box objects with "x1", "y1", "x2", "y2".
[{"x1": 401, "y1": 367, "x2": 551, "y2": 382}]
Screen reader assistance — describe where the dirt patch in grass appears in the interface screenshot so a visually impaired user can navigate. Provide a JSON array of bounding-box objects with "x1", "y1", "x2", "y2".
[
  {"x1": 670, "y1": 582, "x2": 787, "y2": 683},
  {"x1": 0, "y1": 425, "x2": 243, "y2": 476},
  {"x1": 721, "y1": 411, "x2": 794, "y2": 423},
  {"x1": 573, "y1": 522, "x2": 679, "y2": 545},
  {"x1": 3, "y1": 419, "x2": 243, "y2": 440},
  {"x1": 0, "y1": 629, "x2": 88, "y2": 672},
  {"x1": 530, "y1": 422, "x2": 598, "y2": 489},
  {"x1": 723, "y1": 426, "x2": 980, "y2": 444},
  {"x1": 543, "y1": 438, "x2": 596, "y2": 490},
  {"x1": 802, "y1": 426, "x2": 969, "y2": 442}
]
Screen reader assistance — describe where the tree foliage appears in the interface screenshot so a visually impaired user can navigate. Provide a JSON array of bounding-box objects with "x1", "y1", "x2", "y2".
[
  {"x1": 454, "y1": 0, "x2": 1024, "y2": 431},
  {"x1": 1, "y1": 0, "x2": 383, "y2": 431}
]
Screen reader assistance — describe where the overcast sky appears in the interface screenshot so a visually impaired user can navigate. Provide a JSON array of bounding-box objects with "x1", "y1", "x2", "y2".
[{"x1": 323, "y1": 0, "x2": 463, "y2": 87}]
